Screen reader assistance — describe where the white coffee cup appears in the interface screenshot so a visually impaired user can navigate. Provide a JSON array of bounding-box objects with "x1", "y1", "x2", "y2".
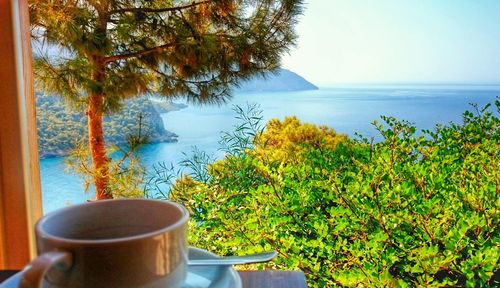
[{"x1": 20, "y1": 199, "x2": 189, "y2": 288}]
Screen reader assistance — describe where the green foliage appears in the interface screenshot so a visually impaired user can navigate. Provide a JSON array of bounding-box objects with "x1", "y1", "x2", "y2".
[
  {"x1": 36, "y1": 93, "x2": 176, "y2": 158},
  {"x1": 165, "y1": 101, "x2": 499, "y2": 287},
  {"x1": 219, "y1": 103, "x2": 265, "y2": 156},
  {"x1": 30, "y1": 0, "x2": 305, "y2": 107},
  {"x1": 253, "y1": 115, "x2": 348, "y2": 163},
  {"x1": 36, "y1": 94, "x2": 85, "y2": 157},
  {"x1": 65, "y1": 139, "x2": 147, "y2": 198}
]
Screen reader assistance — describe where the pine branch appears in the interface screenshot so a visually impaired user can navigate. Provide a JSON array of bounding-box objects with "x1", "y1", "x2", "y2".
[
  {"x1": 151, "y1": 66, "x2": 228, "y2": 86},
  {"x1": 178, "y1": 10, "x2": 201, "y2": 42},
  {"x1": 108, "y1": 0, "x2": 211, "y2": 15},
  {"x1": 35, "y1": 55, "x2": 79, "y2": 99},
  {"x1": 103, "y1": 42, "x2": 176, "y2": 64},
  {"x1": 149, "y1": 66, "x2": 232, "y2": 103},
  {"x1": 249, "y1": 1, "x2": 271, "y2": 31}
]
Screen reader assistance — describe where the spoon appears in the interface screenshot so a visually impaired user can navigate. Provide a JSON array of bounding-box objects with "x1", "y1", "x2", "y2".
[{"x1": 188, "y1": 251, "x2": 278, "y2": 266}]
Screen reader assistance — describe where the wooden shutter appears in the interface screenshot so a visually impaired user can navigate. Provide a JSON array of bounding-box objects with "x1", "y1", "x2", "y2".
[{"x1": 0, "y1": 0, "x2": 43, "y2": 269}]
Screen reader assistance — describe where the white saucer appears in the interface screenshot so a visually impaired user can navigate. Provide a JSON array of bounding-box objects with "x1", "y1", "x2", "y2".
[
  {"x1": 185, "y1": 247, "x2": 242, "y2": 288},
  {"x1": 0, "y1": 247, "x2": 242, "y2": 288}
]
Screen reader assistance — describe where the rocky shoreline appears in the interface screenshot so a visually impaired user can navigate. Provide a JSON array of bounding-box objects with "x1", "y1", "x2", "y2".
[{"x1": 38, "y1": 134, "x2": 179, "y2": 159}]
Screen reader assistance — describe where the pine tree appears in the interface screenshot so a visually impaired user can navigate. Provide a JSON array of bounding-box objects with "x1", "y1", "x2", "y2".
[{"x1": 30, "y1": 0, "x2": 303, "y2": 199}]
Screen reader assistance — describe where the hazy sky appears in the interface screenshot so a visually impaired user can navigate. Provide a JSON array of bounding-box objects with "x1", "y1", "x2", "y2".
[{"x1": 282, "y1": 0, "x2": 500, "y2": 85}]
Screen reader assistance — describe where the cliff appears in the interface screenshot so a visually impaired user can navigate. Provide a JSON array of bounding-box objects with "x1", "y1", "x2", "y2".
[{"x1": 36, "y1": 94, "x2": 178, "y2": 158}]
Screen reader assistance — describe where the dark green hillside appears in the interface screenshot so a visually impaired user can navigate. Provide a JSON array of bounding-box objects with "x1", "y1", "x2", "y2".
[{"x1": 36, "y1": 94, "x2": 177, "y2": 158}]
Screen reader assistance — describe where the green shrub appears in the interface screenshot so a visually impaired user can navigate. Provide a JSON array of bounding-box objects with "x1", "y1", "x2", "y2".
[{"x1": 168, "y1": 102, "x2": 499, "y2": 287}]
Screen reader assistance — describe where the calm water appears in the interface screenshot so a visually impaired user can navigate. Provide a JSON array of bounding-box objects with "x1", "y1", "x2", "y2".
[{"x1": 40, "y1": 85, "x2": 499, "y2": 213}]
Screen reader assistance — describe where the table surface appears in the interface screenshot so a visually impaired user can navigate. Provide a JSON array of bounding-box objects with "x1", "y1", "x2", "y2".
[{"x1": 0, "y1": 270, "x2": 307, "y2": 288}]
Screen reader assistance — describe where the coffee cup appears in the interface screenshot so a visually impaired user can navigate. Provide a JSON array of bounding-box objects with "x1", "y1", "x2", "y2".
[{"x1": 20, "y1": 199, "x2": 189, "y2": 288}]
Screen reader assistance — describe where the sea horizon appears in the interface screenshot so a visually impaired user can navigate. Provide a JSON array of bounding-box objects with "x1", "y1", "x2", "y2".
[{"x1": 314, "y1": 82, "x2": 500, "y2": 89}]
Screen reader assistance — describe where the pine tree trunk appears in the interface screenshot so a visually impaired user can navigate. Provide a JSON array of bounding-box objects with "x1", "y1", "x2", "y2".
[{"x1": 88, "y1": 63, "x2": 111, "y2": 199}]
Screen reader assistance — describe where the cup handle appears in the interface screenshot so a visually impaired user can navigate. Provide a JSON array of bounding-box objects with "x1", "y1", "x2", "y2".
[{"x1": 19, "y1": 251, "x2": 73, "y2": 288}]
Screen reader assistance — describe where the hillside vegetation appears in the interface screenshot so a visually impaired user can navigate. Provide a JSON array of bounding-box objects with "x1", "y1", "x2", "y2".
[
  {"x1": 36, "y1": 94, "x2": 177, "y2": 158},
  {"x1": 160, "y1": 101, "x2": 499, "y2": 287}
]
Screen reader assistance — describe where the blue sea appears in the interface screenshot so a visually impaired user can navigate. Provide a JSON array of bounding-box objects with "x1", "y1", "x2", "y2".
[{"x1": 40, "y1": 85, "x2": 499, "y2": 213}]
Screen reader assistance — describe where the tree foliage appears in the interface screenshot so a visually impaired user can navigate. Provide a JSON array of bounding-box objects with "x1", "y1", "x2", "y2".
[
  {"x1": 163, "y1": 101, "x2": 499, "y2": 287},
  {"x1": 30, "y1": 0, "x2": 304, "y2": 198},
  {"x1": 253, "y1": 116, "x2": 348, "y2": 162},
  {"x1": 31, "y1": 0, "x2": 303, "y2": 106}
]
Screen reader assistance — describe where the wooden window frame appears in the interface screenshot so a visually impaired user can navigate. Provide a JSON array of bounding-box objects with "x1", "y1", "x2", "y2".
[{"x1": 0, "y1": 0, "x2": 43, "y2": 269}]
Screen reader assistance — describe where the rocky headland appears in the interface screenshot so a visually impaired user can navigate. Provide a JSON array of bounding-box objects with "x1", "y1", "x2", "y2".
[{"x1": 36, "y1": 94, "x2": 179, "y2": 158}]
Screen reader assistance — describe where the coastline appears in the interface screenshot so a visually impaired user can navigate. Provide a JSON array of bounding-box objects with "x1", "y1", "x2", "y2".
[
  {"x1": 37, "y1": 95, "x2": 184, "y2": 159},
  {"x1": 39, "y1": 135, "x2": 179, "y2": 159}
]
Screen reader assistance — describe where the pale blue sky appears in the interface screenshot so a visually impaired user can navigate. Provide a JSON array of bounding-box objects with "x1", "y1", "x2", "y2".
[{"x1": 282, "y1": 0, "x2": 500, "y2": 85}]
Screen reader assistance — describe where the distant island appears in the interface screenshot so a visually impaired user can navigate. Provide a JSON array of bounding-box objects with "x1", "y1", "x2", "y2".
[{"x1": 235, "y1": 69, "x2": 318, "y2": 92}]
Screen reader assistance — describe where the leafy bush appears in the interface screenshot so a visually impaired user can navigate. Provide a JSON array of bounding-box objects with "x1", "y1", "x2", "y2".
[
  {"x1": 253, "y1": 116, "x2": 347, "y2": 163},
  {"x1": 166, "y1": 102, "x2": 499, "y2": 287}
]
